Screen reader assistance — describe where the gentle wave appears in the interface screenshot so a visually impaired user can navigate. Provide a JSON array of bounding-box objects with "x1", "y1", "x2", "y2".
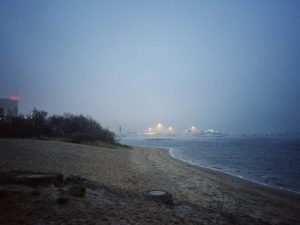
[
  {"x1": 168, "y1": 147, "x2": 300, "y2": 195},
  {"x1": 121, "y1": 137, "x2": 300, "y2": 195}
]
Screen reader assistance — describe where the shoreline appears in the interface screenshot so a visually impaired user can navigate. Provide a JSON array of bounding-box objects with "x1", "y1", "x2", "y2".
[
  {"x1": 167, "y1": 147, "x2": 300, "y2": 196},
  {"x1": 124, "y1": 139, "x2": 300, "y2": 196},
  {"x1": 150, "y1": 146, "x2": 300, "y2": 200},
  {"x1": 1, "y1": 138, "x2": 300, "y2": 224}
]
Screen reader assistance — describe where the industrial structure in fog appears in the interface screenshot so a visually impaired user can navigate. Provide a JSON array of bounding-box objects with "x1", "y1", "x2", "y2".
[
  {"x1": 143, "y1": 123, "x2": 174, "y2": 137},
  {"x1": 0, "y1": 97, "x2": 19, "y2": 118}
]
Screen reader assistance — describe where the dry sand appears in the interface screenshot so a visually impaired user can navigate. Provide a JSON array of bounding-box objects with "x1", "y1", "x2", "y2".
[{"x1": 0, "y1": 138, "x2": 299, "y2": 225}]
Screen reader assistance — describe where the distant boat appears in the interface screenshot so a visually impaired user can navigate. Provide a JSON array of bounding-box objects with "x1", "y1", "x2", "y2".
[
  {"x1": 143, "y1": 132, "x2": 174, "y2": 140},
  {"x1": 185, "y1": 129, "x2": 226, "y2": 137},
  {"x1": 195, "y1": 132, "x2": 226, "y2": 137}
]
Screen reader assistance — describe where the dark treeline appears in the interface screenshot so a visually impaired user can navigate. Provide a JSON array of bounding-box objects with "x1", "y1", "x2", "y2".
[{"x1": 0, "y1": 109, "x2": 115, "y2": 144}]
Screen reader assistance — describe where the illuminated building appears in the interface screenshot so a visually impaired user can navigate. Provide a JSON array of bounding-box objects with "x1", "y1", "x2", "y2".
[
  {"x1": 185, "y1": 126, "x2": 199, "y2": 135},
  {"x1": 0, "y1": 97, "x2": 19, "y2": 118}
]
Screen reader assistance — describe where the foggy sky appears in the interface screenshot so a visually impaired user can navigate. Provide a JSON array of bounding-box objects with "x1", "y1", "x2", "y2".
[{"x1": 1, "y1": 0, "x2": 300, "y2": 134}]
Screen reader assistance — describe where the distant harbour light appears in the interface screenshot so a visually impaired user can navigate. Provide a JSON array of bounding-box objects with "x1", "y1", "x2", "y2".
[{"x1": 144, "y1": 123, "x2": 175, "y2": 136}]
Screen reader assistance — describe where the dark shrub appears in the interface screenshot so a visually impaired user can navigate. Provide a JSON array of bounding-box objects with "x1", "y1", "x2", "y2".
[{"x1": 0, "y1": 109, "x2": 116, "y2": 144}]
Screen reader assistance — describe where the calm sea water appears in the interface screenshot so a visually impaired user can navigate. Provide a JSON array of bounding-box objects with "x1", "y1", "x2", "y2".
[{"x1": 121, "y1": 136, "x2": 300, "y2": 194}]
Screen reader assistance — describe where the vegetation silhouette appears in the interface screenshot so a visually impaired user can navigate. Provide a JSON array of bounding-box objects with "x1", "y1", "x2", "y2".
[{"x1": 0, "y1": 109, "x2": 115, "y2": 144}]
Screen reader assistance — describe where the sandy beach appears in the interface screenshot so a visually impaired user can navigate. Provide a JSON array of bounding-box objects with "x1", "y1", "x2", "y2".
[{"x1": 0, "y1": 138, "x2": 300, "y2": 225}]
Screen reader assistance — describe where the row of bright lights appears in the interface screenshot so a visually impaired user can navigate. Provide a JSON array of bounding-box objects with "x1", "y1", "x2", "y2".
[
  {"x1": 148, "y1": 123, "x2": 173, "y2": 132},
  {"x1": 148, "y1": 124, "x2": 200, "y2": 131},
  {"x1": 148, "y1": 123, "x2": 201, "y2": 132},
  {"x1": 147, "y1": 124, "x2": 215, "y2": 135},
  {"x1": 147, "y1": 124, "x2": 216, "y2": 134}
]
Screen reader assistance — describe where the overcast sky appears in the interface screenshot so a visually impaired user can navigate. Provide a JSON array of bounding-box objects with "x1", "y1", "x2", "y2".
[{"x1": 1, "y1": 0, "x2": 300, "y2": 134}]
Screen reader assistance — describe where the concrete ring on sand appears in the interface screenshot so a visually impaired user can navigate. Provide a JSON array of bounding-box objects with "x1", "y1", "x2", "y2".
[{"x1": 143, "y1": 190, "x2": 173, "y2": 204}]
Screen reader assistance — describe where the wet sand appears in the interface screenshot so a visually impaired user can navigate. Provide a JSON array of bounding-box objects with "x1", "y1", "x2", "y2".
[{"x1": 0, "y1": 138, "x2": 299, "y2": 225}]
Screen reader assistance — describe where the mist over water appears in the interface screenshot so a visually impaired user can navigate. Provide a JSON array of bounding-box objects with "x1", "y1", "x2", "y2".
[
  {"x1": 121, "y1": 136, "x2": 300, "y2": 194},
  {"x1": 1, "y1": 1, "x2": 300, "y2": 134}
]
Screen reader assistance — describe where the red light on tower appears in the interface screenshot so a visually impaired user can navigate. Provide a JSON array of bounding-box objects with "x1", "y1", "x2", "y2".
[{"x1": 10, "y1": 96, "x2": 20, "y2": 101}]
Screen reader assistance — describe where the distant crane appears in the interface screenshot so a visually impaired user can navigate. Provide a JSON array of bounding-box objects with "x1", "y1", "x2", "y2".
[{"x1": 115, "y1": 121, "x2": 124, "y2": 138}]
